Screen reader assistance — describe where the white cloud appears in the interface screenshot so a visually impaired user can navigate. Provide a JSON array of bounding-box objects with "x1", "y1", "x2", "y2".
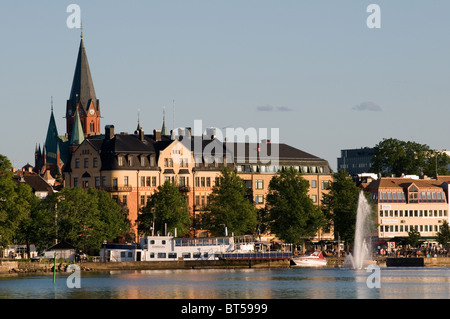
[
  {"x1": 353, "y1": 101, "x2": 382, "y2": 112},
  {"x1": 256, "y1": 105, "x2": 293, "y2": 112}
]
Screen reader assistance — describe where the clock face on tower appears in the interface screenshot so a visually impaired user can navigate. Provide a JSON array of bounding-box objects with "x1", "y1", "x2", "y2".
[{"x1": 89, "y1": 109, "x2": 95, "y2": 115}]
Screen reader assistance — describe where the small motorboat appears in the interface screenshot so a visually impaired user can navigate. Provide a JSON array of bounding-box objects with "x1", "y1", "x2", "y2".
[{"x1": 290, "y1": 250, "x2": 327, "y2": 267}]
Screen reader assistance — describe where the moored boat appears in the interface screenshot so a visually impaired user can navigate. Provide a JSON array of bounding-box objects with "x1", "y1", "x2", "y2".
[{"x1": 290, "y1": 250, "x2": 327, "y2": 267}]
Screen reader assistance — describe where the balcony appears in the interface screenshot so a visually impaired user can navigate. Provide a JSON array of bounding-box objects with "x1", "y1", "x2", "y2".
[
  {"x1": 179, "y1": 186, "x2": 191, "y2": 192},
  {"x1": 102, "y1": 186, "x2": 133, "y2": 193}
]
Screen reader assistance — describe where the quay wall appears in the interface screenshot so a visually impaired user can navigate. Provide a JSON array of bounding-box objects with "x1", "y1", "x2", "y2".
[
  {"x1": 0, "y1": 261, "x2": 18, "y2": 273},
  {"x1": 424, "y1": 257, "x2": 450, "y2": 267},
  {"x1": 80, "y1": 259, "x2": 290, "y2": 271},
  {"x1": 2, "y1": 257, "x2": 450, "y2": 274}
]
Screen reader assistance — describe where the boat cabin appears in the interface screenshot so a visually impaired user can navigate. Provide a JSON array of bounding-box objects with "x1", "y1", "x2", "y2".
[{"x1": 139, "y1": 236, "x2": 235, "y2": 261}]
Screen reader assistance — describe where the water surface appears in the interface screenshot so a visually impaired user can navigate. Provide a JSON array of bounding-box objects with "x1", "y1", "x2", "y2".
[{"x1": 0, "y1": 267, "x2": 449, "y2": 299}]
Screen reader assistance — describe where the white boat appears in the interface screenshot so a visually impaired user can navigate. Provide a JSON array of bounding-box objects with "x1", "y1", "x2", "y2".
[
  {"x1": 291, "y1": 250, "x2": 327, "y2": 267},
  {"x1": 100, "y1": 235, "x2": 293, "y2": 263}
]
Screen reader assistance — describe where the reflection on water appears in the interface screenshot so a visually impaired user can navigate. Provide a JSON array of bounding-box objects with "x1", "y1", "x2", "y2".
[{"x1": 0, "y1": 267, "x2": 449, "y2": 299}]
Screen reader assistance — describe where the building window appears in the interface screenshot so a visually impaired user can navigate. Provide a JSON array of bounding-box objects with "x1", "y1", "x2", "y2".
[
  {"x1": 102, "y1": 176, "x2": 106, "y2": 187},
  {"x1": 321, "y1": 181, "x2": 329, "y2": 190},
  {"x1": 201, "y1": 177, "x2": 206, "y2": 187},
  {"x1": 122, "y1": 195, "x2": 127, "y2": 206},
  {"x1": 74, "y1": 177, "x2": 78, "y2": 187},
  {"x1": 164, "y1": 158, "x2": 173, "y2": 167},
  {"x1": 152, "y1": 176, "x2": 157, "y2": 187},
  {"x1": 255, "y1": 194, "x2": 264, "y2": 204},
  {"x1": 75, "y1": 158, "x2": 80, "y2": 168},
  {"x1": 118, "y1": 157, "x2": 123, "y2": 166},
  {"x1": 93, "y1": 157, "x2": 98, "y2": 168},
  {"x1": 140, "y1": 195, "x2": 145, "y2": 206},
  {"x1": 206, "y1": 177, "x2": 211, "y2": 187},
  {"x1": 179, "y1": 176, "x2": 186, "y2": 187},
  {"x1": 146, "y1": 176, "x2": 151, "y2": 187},
  {"x1": 95, "y1": 176, "x2": 100, "y2": 187},
  {"x1": 141, "y1": 176, "x2": 145, "y2": 187},
  {"x1": 84, "y1": 158, "x2": 89, "y2": 168},
  {"x1": 311, "y1": 195, "x2": 317, "y2": 203},
  {"x1": 201, "y1": 195, "x2": 205, "y2": 207},
  {"x1": 124, "y1": 176, "x2": 129, "y2": 186},
  {"x1": 311, "y1": 180, "x2": 316, "y2": 188},
  {"x1": 255, "y1": 180, "x2": 264, "y2": 189},
  {"x1": 113, "y1": 178, "x2": 118, "y2": 187}
]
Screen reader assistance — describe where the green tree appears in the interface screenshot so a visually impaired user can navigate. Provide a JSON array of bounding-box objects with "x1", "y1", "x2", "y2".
[
  {"x1": 321, "y1": 170, "x2": 361, "y2": 250},
  {"x1": 436, "y1": 221, "x2": 450, "y2": 250},
  {"x1": 0, "y1": 155, "x2": 35, "y2": 249},
  {"x1": 43, "y1": 187, "x2": 129, "y2": 252},
  {"x1": 370, "y1": 138, "x2": 450, "y2": 177},
  {"x1": 406, "y1": 227, "x2": 421, "y2": 248},
  {"x1": 88, "y1": 188, "x2": 131, "y2": 243},
  {"x1": 265, "y1": 167, "x2": 325, "y2": 246},
  {"x1": 200, "y1": 167, "x2": 257, "y2": 237},
  {"x1": 28, "y1": 195, "x2": 58, "y2": 252},
  {"x1": 137, "y1": 182, "x2": 191, "y2": 237},
  {"x1": 14, "y1": 182, "x2": 41, "y2": 257}
]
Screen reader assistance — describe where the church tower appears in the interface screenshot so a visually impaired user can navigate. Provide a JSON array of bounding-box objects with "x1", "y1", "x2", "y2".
[{"x1": 66, "y1": 32, "x2": 100, "y2": 140}]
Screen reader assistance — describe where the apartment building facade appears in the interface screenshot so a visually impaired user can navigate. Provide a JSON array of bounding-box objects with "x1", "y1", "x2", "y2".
[
  {"x1": 364, "y1": 176, "x2": 450, "y2": 242},
  {"x1": 64, "y1": 124, "x2": 334, "y2": 241}
]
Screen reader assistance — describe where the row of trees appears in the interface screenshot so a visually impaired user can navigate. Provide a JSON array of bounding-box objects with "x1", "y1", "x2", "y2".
[
  {"x1": 370, "y1": 138, "x2": 450, "y2": 177},
  {"x1": 0, "y1": 155, "x2": 131, "y2": 255}
]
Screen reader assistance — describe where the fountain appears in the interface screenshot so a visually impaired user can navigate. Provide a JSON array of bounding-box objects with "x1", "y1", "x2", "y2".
[{"x1": 344, "y1": 191, "x2": 373, "y2": 269}]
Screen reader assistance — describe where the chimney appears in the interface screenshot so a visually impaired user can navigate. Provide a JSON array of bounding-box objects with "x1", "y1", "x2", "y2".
[
  {"x1": 154, "y1": 129, "x2": 162, "y2": 141},
  {"x1": 105, "y1": 125, "x2": 115, "y2": 140},
  {"x1": 139, "y1": 129, "x2": 145, "y2": 141}
]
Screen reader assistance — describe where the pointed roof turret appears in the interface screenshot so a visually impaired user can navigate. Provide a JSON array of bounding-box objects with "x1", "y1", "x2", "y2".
[
  {"x1": 70, "y1": 109, "x2": 85, "y2": 145},
  {"x1": 68, "y1": 37, "x2": 98, "y2": 115},
  {"x1": 43, "y1": 107, "x2": 60, "y2": 164}
]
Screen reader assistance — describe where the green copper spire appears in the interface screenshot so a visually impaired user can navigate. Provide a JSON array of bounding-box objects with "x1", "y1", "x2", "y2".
[
  {"x1": 43, "y1": 106, "x2": 60, "y2": 164},
  {"x1": 70, "y1": 109, "x2": 85, "y2": 145}
]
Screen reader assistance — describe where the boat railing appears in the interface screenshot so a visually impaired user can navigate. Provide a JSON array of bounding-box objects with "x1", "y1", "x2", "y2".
[{"x1": 218, "y1": 252, "x2": 292, "y2": 260}]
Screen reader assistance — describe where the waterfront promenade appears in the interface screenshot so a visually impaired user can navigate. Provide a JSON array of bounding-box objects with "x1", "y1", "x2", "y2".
[{"x1": 2, "y1": 256, "x2": 450, "y2": 274}]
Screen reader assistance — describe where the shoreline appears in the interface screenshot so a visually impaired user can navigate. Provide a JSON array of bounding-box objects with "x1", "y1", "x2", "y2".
[{"x1": 2, "y1": 256, "x2": 450, "y2": 274}]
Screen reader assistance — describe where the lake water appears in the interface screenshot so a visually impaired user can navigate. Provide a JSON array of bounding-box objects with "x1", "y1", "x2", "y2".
[{"x1": 1, "y1": 267, "x2": 450, "y2": 300}]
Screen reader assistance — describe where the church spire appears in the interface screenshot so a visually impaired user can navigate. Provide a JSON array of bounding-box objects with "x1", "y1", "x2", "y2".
[
  {"x1": 69, "y1": 37, "x2": 97, "y2": 113},
  {"x1": 70, "y1": 109, "x2": 85, "y2": 146},
  {"x1": 44, "y1": 104, "x2": 59, "y2": 165},
  {"x1": 66, "y1": 30, "x2": 101, "y2": 137}
]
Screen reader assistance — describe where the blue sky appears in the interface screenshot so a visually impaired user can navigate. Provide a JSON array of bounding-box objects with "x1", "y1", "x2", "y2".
[{"x1": 1, "y1": 1, "x2": 450, "y2": 171}]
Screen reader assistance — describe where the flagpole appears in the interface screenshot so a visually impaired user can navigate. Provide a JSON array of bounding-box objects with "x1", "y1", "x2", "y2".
[{"x1": 53, "y1": 251, "x2": 56, "y2": 285}]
